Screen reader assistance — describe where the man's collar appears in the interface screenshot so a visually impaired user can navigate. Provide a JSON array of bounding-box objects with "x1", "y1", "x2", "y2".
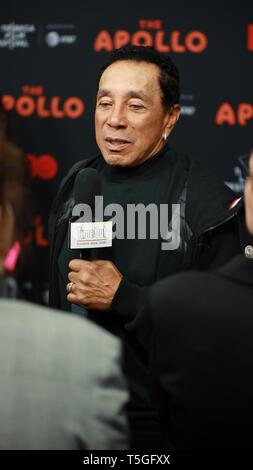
[{"x1": 215, "y1": 254, "x2": 253, "y2": 286}]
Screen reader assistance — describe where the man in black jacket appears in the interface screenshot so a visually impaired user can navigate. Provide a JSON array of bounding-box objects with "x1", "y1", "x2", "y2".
[
  {"x1": 49, "y1": 45, "x2": 251, "y2": 447},
  {"x1": 146, "y1": 151, "x2": 253, "y2": 449}
]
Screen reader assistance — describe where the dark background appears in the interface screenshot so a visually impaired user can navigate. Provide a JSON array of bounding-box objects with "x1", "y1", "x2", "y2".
[{"x1": 0, "y1": 0, "x2": 252, "y2": 303}]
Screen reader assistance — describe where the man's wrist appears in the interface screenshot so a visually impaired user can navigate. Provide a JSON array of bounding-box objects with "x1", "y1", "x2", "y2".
[{"x1": 111, "y1": 277, "x2": 146, "y2": 318}]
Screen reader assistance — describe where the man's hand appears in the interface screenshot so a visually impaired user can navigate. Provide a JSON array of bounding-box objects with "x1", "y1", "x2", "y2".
[{"x1": 66, "y1": 259, "x2": 123, "y2": 311}]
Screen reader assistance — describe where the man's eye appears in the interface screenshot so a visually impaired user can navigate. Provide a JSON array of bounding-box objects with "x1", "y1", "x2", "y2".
[
  {"x1": 98, "y1": 102, "x2": 112, "y2": 108},
  {"x1": 129, "y1": 104, "x2": 144, "y2": 110}
]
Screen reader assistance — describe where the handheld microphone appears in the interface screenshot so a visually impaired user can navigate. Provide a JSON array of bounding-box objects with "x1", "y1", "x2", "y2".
[
  {"x1": 67, "y1": 168, "x2": 112, "y2": 318},
  {"x1": 68, "y1": 168, "x2": 112, "y2": 259},
  {"x1": 73, "y1": 168, "x2": 101, "y2": 223}
]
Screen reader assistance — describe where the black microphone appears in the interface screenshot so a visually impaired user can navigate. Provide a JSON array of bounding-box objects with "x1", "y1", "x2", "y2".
[
  {"x1": 69, "y1": 168, "x2": 102, "y2": 259},
  {"x1": 68, "y1": 168, "x2": 102, "y2": 318},
  {"x1": 68, "y1": 168, "x2": 113, "y2": 318},
  {"x1": 74, "y1": 168, "x2": 101, "y2": 222}
]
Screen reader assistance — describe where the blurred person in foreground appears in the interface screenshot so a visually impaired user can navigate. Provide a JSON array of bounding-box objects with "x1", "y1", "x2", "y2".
[
  {"x1": 144, "y1": 149, "x2": 253, "y2": 449},
  {"x1": 0, "y1": 98, "x2": 8, "y2": 141},
  {"x1": 0, "y1": 139, "x2": 128, "y2": 449}
]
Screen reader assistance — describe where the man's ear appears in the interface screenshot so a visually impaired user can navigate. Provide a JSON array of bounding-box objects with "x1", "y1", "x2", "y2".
[{"x1": 164, "y1": 104, "x2": 181, "y2": 137}]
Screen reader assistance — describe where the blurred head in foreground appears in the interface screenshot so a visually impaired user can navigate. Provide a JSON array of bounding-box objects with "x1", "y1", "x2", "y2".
[{"x1": 0, "y1": 139, "x2": 29, "y2": 277}]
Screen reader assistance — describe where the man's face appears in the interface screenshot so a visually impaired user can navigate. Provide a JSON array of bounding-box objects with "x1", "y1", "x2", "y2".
[{"x1": 95, "y1": 60, "x2": 178, "y2": 167}]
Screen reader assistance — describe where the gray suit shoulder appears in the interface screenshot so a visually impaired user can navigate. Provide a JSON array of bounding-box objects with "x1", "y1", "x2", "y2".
[{"x1": 0, "y1": 300, "x2": 129, "y2": 449}]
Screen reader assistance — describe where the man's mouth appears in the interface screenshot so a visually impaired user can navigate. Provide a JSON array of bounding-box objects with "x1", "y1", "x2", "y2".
[{"x1": 105, "y1": 137, "x2": 132, "y2": 151}]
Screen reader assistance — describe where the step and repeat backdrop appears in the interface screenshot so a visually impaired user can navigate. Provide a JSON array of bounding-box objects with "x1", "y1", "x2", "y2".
[{"x1": 0, "y1": 0, "x2": 252, "y2": 303}]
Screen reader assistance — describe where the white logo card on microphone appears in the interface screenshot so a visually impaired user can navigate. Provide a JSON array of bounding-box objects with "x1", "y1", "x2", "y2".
[{"x1": 70, "y1": 221, "x2": 112, "y2": 249}]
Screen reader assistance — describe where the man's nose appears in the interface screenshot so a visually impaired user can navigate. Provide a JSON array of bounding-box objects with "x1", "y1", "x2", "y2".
[{"x1": 107, "y1": 105, "x2": 127, "y2": 128}]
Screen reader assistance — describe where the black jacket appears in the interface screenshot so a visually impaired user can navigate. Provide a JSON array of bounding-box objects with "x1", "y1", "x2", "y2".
[
  {"x1": 48, "y1": 146, "x2": 251, "y2": 424},
  {"x1": 49, "y1": 147, "x2": 250, "y2": 316},
  {"x1": 148, "y1": 255, "x2": 253, "y2": 449}
]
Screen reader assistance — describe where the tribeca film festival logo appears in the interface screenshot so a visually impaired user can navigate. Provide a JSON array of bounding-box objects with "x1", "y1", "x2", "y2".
[
  {"x1": 0, "y1": 22, "x2": 36, "y2": 49},
  {"x1": 0, "y1": 22, "x2": 77, "y2": 49},
  {"x1": 93, "y1": 19, "x2": 208, "y2": 53},
  {"x1": 1, "y1": 86, "x2": 85, "y2": 119},
  {"x1": 71, "y1": 197, "x2": 181, "y2": 251}
]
